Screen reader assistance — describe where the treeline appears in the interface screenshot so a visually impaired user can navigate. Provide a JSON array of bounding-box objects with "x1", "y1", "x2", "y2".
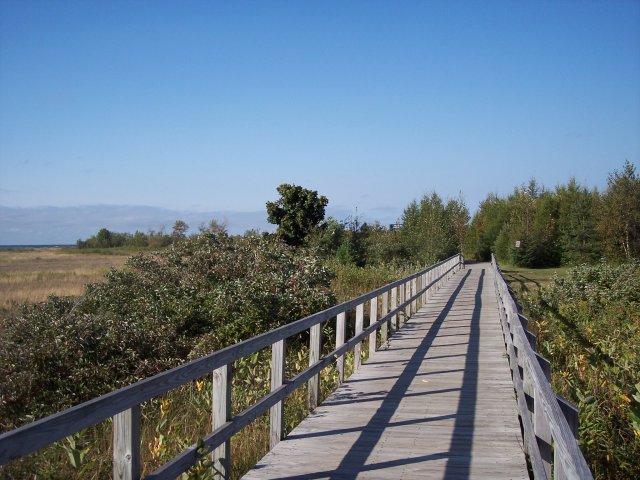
[
  {"x1": 304, "y1": 194, "x2": 467, "y2": 269},
  {"x1": 274, "y1": 189, "x2": 469, "y2": 269},
  {"x1": 76, "y1": 220, "x2": 190, "y2": 249},
  {"x1": 466, "y1": 161, "x2": 640, "y2": 267}
]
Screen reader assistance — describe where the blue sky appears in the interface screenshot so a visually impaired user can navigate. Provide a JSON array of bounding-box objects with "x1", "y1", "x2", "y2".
[{"x1": 1, "y1": 1, "x2": 639, "y2": 243}]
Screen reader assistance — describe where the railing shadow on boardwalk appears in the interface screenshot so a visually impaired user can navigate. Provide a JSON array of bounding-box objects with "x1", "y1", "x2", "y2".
[
  {"x1": 251, "y1": 269, "x2": 479, "y2": 480},
  {"x1": 442, "y1": 269, "x2": 483, "y2": 479}
]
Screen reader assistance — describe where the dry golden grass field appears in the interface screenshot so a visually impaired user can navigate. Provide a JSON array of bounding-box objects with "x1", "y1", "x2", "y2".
[{"x1": 0, "y1": 248, "x2": 128, "y2": 313}]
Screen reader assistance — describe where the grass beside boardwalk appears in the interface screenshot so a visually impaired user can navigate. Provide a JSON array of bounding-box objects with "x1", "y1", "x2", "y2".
[
  {"x1": 0, "y1": 248, "x2": 128, "y2": 314},
  {"x1": 503, "y1": 262, "x2": 640, "y2": 479},
  {"x1": 499, "y1": 264, "x2": 570, "y2": 296}
]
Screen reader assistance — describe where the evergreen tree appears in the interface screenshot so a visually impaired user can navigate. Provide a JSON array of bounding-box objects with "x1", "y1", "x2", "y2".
[{"x1": 598, "y1": 161, "x2": 640, "y2": 260}]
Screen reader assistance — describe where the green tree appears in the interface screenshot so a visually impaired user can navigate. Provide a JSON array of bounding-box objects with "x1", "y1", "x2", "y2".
[
  {"x1": 172, "y1": 220, "x2": 189, "y2": 239},
  {"x1": 598, "y1": 161, "x2": 640, "y2": 261},
  {"x1": 466, "y1": 193, "x2": 509, "y2": 261},
  {"x1": 556, "y1": 178, "x2": 601, "y2": 264},
  {"x1": 266, "y1": 184, "x2": 329, "y2": 246},
  {"x1": 400, "y1": 192, "x2": 462, "y2": 265},
  {"x1": 95, "y1": 228, "x2": 113, "y2": 248},
  {"x1": 446, "y1": 195, "x2": 470, "y2": 255},
  {"x1": 306, "y1": 217, "x2": 346, "y2": 257}
]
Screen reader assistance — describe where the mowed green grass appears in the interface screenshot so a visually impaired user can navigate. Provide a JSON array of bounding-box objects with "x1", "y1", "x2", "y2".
[{"x1": 499, "y1": 264, "x2": 570, "y2": 295}]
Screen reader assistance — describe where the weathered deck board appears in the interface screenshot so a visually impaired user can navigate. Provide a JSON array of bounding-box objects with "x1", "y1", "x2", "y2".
[{"x1": 243, "y1": 264, "x2": 528, "y2": 480}]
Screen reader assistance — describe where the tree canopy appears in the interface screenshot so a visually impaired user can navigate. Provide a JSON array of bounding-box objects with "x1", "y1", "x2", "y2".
[{"x1": 266, "y1": 184, "x2": 329, "y2": 246}]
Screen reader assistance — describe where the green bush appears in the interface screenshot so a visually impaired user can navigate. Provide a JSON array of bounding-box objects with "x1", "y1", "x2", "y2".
[
  {"x1": 0, "y1": 232, "x2": 334, "y2": 431},
  {"x1": 524, "y1": 261, "x2": 640, "y2": 479}
]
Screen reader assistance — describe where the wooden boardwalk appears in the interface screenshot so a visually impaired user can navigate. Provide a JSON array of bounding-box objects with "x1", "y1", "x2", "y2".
[{"x1": 244, "y1": 263, "x2": 529, "y2": 479}]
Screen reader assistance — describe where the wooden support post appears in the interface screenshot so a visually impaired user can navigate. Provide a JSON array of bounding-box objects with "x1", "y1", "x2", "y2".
[
  {"x1": 400, "y1": 283, "x2": 406, "y2": 324},
  {"x1": 212, "y1": 364, "x2": 232, "y2": 479},
  {"x1": 381, "y1": 291, "x2": 388, "y2": 344},
  {"x1": 536, "y1": 353, "x2": 551, "y2": 382},
  {"x1": 369, "y1": 296, "x2": 378, "y2": 355},
  {"x1": 411, "y1": 278, "x2": 417, "y2": 314},
  {"x1": 556, "y1": 395, "x2": 579, "y2": 440},
  {"x1": 113, "y1": 406, "x2": 141, "y2": 480},
  {"x1": 533, "y1": 355, "x2": 553, "y2": 478},
  {"x1": 391, "y1": 287, "x2": 398, "y2": 331},
  {"x1": 269, "y1": 339, "x2": 286, "y2": 449},
  {"x1": 336, "y1": 312, "x2": 346, "y2": 384},
  {"x1": 525, "y1": 330, "x2": 537, "y2": 351},
  {"x1": 308, "y1": 323, "x2": 322, "y2": 411},
  {"x1": 354, "y1": 303, "x2": 364, "y2": 370}
]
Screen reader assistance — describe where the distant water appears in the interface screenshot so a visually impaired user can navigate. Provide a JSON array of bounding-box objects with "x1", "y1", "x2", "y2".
[{"x1": 0, "y1": 244, "x2": 75, "y2": 249}]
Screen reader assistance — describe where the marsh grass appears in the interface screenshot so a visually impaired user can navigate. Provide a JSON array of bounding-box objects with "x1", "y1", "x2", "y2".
[{"x1": 0, "y1": 248, "x2": 127, "y2": 313}]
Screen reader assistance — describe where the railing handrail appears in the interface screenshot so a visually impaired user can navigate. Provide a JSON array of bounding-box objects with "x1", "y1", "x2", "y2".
[
  {"x1": 491, "y1": 255, "x2": 592, "y2": 480},
  {"x1": 0, "y1": 254, "x2": 463, "y2": 479}
]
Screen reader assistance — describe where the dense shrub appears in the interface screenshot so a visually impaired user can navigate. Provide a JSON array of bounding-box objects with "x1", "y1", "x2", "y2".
[
  {"x1": 524, "y1": 261, "x2": 640, "y2": 479},
  {"x1": 0, "y1": 232, "x2": 334, "y2": 431}
]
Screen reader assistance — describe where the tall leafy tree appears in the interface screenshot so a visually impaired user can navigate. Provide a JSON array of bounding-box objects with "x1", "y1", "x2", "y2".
[
  {"x1": 172, "y1": 220, "x2": 189, "y2": 239},
  {"x1": 400, "y1": 192, "x2": 464, "y2": 265},
  {"x1": 266, "y1": 184, "x2": 329, "y2": 246},
  {"x1": 466, "y1": 193, "x2": 509, "y2": 261},
  {"x1": 598, "y1": 161, "x2": 640, "y2": 260}
]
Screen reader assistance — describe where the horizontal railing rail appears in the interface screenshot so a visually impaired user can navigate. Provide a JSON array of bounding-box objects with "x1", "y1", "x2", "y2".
[
  {"x1": 491, "y1": 255, "x2": 592, "y2": 480},
  {"x1": 0, "y1": 254, "x2": 464, "y2": 479}
]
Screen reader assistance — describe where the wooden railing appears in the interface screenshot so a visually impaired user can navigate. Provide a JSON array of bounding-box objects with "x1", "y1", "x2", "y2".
[
  {"x1": 0, "y1": 255, "x2": 464, "y2": 479},
  {"x1": 491, "y1": 255, "x2": 592, "y2": 480}
]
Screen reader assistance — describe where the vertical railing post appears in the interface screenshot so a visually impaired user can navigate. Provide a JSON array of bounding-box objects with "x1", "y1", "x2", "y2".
[
  {"x1": 369, "y1": 296, "x2": 378, "y2": 355},
  {"x1": 556, "y1": 394, "x2": 580, "y2": 479},
  {"x1": 308, "y1": 323, "x2": 322, "y2": 411},
  {"x1": 270, "y1": 339, "x2": 286, "y2": 449},
  {"x1": 413, "y1": 278, "x2": 418, "y2": 311},
  {"x1": 354, "y1": 303, "x2": 364, "y2": 370},
  {"x1": 400, "y1": 283, "x2": 406, "y2": 325},
  {"x1": 535, "y1": 357, "x2": 553, "y2": 478},
  {"x1": 391, "y1": 287, "x2": 398, "y2": 331},
  {"x1": 381, "y1": 290, "x2": 388, "y2": 344},
  {"x1": 212, "y1": 364, "x2": 232, "y2": 479},
  {"x1": 113, "y1": 406, "x2": 141, "y2": 480},
  {"x1": 336, "y1": 312, "x2": 346, "y2": 384}
]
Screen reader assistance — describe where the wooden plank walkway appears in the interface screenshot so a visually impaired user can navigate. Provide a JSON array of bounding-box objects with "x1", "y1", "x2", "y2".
[{"x1": 243, "y1": 263, "x2": 529, "y2": 479}]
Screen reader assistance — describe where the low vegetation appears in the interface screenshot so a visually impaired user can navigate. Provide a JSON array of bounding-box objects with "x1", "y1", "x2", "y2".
[
  {"x1": 507, "y1": 262, "x2": 640, "y2": 479},
  {"x1": 1, "y1": 232, "x2": 334, "y2": 432}
]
